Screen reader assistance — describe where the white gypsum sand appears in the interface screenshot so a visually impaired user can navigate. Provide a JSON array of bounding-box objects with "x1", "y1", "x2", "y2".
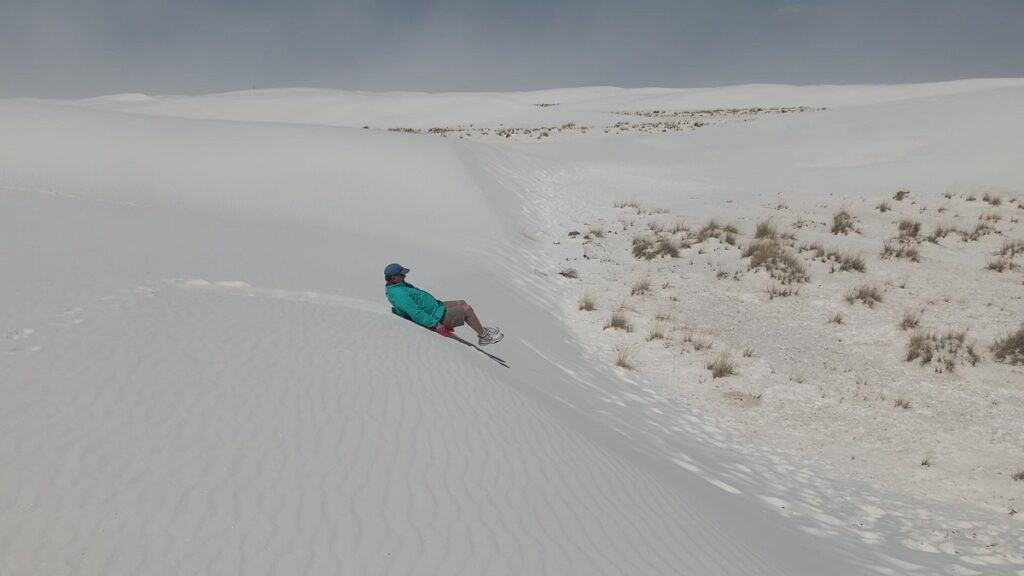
[{"x1": 2, "y1": 80, "x2": 1023, "y2": 575}]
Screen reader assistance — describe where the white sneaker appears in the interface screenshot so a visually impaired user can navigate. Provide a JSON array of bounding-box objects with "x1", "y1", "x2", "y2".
[{"x1": 478, "y1": 327, "x2": 503, "y2": 346}]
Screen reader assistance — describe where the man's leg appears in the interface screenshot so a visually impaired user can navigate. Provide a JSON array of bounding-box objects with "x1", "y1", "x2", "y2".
[{"x1": 457, "y1": 300, "x2": 484, "y2": 335}]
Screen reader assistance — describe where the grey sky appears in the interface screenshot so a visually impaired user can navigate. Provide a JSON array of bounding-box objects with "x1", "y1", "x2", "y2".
[{"x1": 2, "y1": 0, "x2": 1023, "y2": 98}]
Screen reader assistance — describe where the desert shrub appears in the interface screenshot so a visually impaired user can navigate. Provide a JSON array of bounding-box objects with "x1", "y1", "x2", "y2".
[
  {"x1": 646, "y1": 324, "x2": 667, "y2": 341},
  {"x1": 983, "y1": 192, "x2": 1003, "y2": 206},
  {"x1": 578, "y1": 294, "x2": 597, "y2": 311},
  {"x1": 991, "y1": 325, "x2": 1024, "y2": 365},
  {"x1": 966, "y1": 194, "x2": 977, "y2": 202},
  {"x1": 986, "y1": 257, "x2": 1019, "y2": 272},
  {"x1": 927, "y1": 225, "x2": 957, "y2": 244},
  {"x1": 743, "y1": 239, "x2": 809, "y2": 284},
  {"x1": 998, "y1": 239, "x2": 1024, "y2": 258},
  {"x1": 827, "y1": 250, "x2": 865, "y2": 272},
  {"x1": 669, "y1": 220, "x2": 690, "y2": 234},
  {"x1": 897, "y1": 219, "x2": 922, "y2": 240},
  {"x1": 706, "y1": 353, "x2": 736, "y2": 378},
  {"x1": 876, "y1": 201, "x2": 891, "y2": 213},
  {"x1": 631, "y1": 278, "x2": 651, "y2": 296},
  {"x1": 605, "y1": 310, "x2": 633, "y2": 332},
  {"x1": 615, "y1": 346, "x2": 636, "y2": 370},
  {"x1": 980, "y1": 212, "x2": 1002, "y2": 222},
  {"x1": 647, "y1": 220, "x2": 665, "y2": 233},
  {"x1": 615, "y1": 199, "x2": 642, "y2": 211},
  {"x1": 1013, "y1": 470, "x2": 1024, "y2": 482},
  {"x1": 683, "y1": 333, "x2": 712, "y2": 351},
  {"x1": 766, "y1": 283, "x2": 799, "y2": 299},
  {"x1": 893, "y1": 190, "x2": 911, "y2": 201},
  {"x1": 654, "y1": 237, "x2": 681, "y2": 258},
  {"x1": 696, "y1": 219, "x2": 740, "y2": 245},
  {"x1": 754, "y1": 219, "x2": 780, "y2": 240},
  {"x1": 845, "y1": 284, "x2": 884, "y2": 307},
  {"x1": 894, "y1": 397, "x2": 912, "y2": 409},
  {"x1": 588, "y1": 226, "x2": 605, "y2": 238},
  {"x1": 632, "y1": 235, "x2": 654, "y2": 259},
  {"x1": 831, "y1": 210, "x2": 858, "y2": 235},
  {"x1": 963, "y1": 222, "x2": 996, "y2": 241},
  {"x1": 906, "y1": 330, "x2": 980, "y2": 372},
  {"x1": 799, "y1": 242, "x2": 827, "y2": 259},
  {"x1": 559, "y1": 267, "x2": 579, "y2": 279},
  {"x1": 829, "y1": 313, "x2": 844, "y2": 324},
  {"x1": 880, "y1": 240, "x2": 921, "y2": 262},
  {"x1": 899, "y1": 310, "x2": 921, "y2": 330}
]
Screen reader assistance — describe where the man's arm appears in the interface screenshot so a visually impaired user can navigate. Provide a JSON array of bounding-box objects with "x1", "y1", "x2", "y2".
[{"x1": 389, "y1": 291, "x2": 440, "y2": 328}]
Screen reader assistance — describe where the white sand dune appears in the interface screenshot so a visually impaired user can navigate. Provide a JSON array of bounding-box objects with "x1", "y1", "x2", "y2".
[{"x1": 2, "y1": 81, "x2": 1022, "y2": 574}]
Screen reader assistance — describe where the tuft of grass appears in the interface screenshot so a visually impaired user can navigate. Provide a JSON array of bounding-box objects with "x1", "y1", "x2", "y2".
[
  {"x1": 614, "y1": 199, "x2": 642, "y2": 211},
  {"x1": 706, "y1": 353, "x2": 736, "y2": 378},
  {"x1": 604, "y1": 310, "x2": 633, "y2": 332},
  {"x1": 684, "y1": 333, "x2": 712, "y2": 351},
  {"x1": 986, "y1": 256, "x2": 1019, "y2": 272},
  {"x1": 615, "y1": 346, "x2": 636, "y2": 370},
  {"x1": 881, "y1": 240, "x2": 921, "y2": 262},
  {"x1": 876, "y1": 201, "x2": 891, "y2": 213},
  {"x1": 558, "y1": 267, "x2": 579, "y2": 279},
  {"x1": 1013, "y1": 470, "x2": 1024, "y2": 482},
  {"x1": 983, "y1": 192, "x2": 1003, "y2": 206},
  {"x1": 893, "y1": 190, "x2": 911, "y2": 201},
  {"x1": 920, "y1": 456, "x2": 933, "y2": 467},
  {"x1": 845, "y1": 284, "x2": 884, "y2": 308},
  {"x1": 632, "y1": 235, "x2": 654, "y2": 259},
  {"x1": 766, "y1": 282, "x2": 799, "y2": 299},
  {"x1": 578, "y1": 294, "x2": 597, "y2": 311},
  {"x1": 742, "y1": 347, "x2": 755, "y2": 358},
  {"x1": 998, "y1": 239, "x2": 1024, "y2": 258},
  {"x1": 897, "y1": 219, "x2": 922, "y2": 241},
  {"x1": 899, "y1": 310, "x2": 921, "y2": 330},
  {"x1": 696, "y1": 219, "x2": 740, "y2": 246},
  {"x1": 980, "y1": 212, "x2": 1002, "y2": 222},
  {"x1": 588, "y1": 225, "x2": 605, "y2": 238},
  {"x1": 646, "y1": 324, "x2": 667, "y2": 341},
  {"x1": 799, "y1": 242, "x2": 827, "y2": 259},
  {"x1": 654, "y1": 309, "x2": 673, "y2": 321},
  {"x1": 754, "y1": 219, "x2": 780, "y2": 240},
  {"x1": 743, "y1": 239, "x2": 809, "y2": 284},
  {"x1": 654, "y1": 236, "x2": 681, "y2": 258},
  {"x1": 906, "y1": 330, "x2": 981, "y2": 372},
  {"x1": 831, "y1": 210, "x2": 858, "y2": 235},
  {"x1": 927, "y1": 225, "x2": 957, "y2": 244},
  {"x1": 669, "y1": 220, "x2": 690, "y2": 234},
  {"x1": 991, "y1": 324, "x2": 1024, "y2": 365},
  {"x1": 829, "y1": 250, "x2": 866, "y2": 273},
  {"x1": 631, "y1": 278, "x2": 651, "y2": 296},
  {"x1": 894, "y1": 397, "x2": 912, "y2": 409},
  {"x1": 647, "y1": 220, "x2": 665, "y2": 233},
  {"x1": 829, "y1": 313, "x2": 844, "y2": 324}
]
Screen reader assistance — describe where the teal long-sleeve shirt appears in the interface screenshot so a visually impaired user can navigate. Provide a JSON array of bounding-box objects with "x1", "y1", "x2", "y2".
[{"x1": 385, "y1": 281, "x2": 445, "y2": 328}]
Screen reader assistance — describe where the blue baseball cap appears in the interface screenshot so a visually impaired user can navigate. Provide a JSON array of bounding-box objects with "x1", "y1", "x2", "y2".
[{"x1": 384, "y1": 263, "x2": 410, "y2": 278}]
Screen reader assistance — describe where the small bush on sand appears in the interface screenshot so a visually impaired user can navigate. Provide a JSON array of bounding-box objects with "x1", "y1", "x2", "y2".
[
  {"x1": 829, "y1": 313, "x2": 844, "y2": 324},
  {"x1": 876, "y1": 201, "x2": 891, "y2": 213},
  {"x1": 980, "y1": 212, "x2": 1002, "y2": 222},
  {"x1": 906, "y1": 329, "x2": 980, "y2": 372},
  {"x1": 743, "y1": 239, "x2": 809, "y2": 284},
  {"x1": 706, "y1": 353, "x2": 736, "y2": 378},
  {"x1": 983, "y1": 192, "x2": 1003, "y2": 206},
  {"x1": 963, "y1": 221, "x2": 996, "y2": 241},
  {"x1": 654, "y1": 309, "x2": 673, "y2": 321},
  {"x1": 578, "y1": 294, "x2": 597, "y2": 311},
  {"x1": 893, "y1": 190, "x2": 911, "y2": 201},
  {"x1": 927, "y1": 225, "x2": 957, "y2": 244},
  {"x1": 1013, "y1": 470, "x2": 1024, "y2": 482},
  {"x1": 799, "y1": 242, "x2": 827, "y2": 259},
  {"x1": 881, "y1": 240, "x2": 921, "y2": 262},
  {"x1": 615, "y1": 199, "x2": 642, "y2": 211},
  {"x1": 828, "y1": 250, "x2": 866, "y2": 273},
  {"x1": 605, "y1": 310, "x2": 633, "y2": 332},
  {"x1": 894, "y1": 397, "x2": 912, "y2": 409},
  {"x1": 696, "y1": 219, "x2": 740, "y2": 246},
  {"x1": 559, "y1": 267, "x2": 578, "y2": 279},
  {"x1": 646, "y1": 324, "x2": 667, "y2": 341},
  {"x1": 831, "y1": 210, "x2": 858, "y2": 235},
  {"x1": 633, "y1": 234, "x2": 680, "y2": 259},
  {"x1": 986, "y1": 256, "x2": 1019, "y2": 272},
  {"x1": 615, "y1": 346, "x2": 636, "y2": 370},
  {"x1": 631, "y1": 278, "x2": 651, "y2": 296},
  {"x1": 766, "y1": 283, "x2": 799, "y2": 299},
  {"x1": 632, "y1": 235, "x2": 654, "y2": 259},
  {"x1": 683, "y1": 332, "x2": 712, "y2": 351},
  {"x1": 588, "y1": 226, "x2": 605, "y2": 238},
  {"x1": 845, "y1": 284, "x2": 884, "y2": 307},
  {"x1": 991, "y1": 325, "x2": 1024, "y2": 365},
  {"x1": 669, "y1": 220, "x2": 690, "y2": 234},
  {"x1": 654, "y1": 237, "x2": 681, "y2": 258},
  {"x1": 899, "y1": 310, "x2": 921, "y2": 330},
  {"x1": 754, "y1": 219, "x2": 780, "y2": 240},
  {"x1": 998, "y1": 239, "x2": 1024, "y2": 258},
  {"x1": 897, "y1": 219, "x2": 922, "y2": 241}
]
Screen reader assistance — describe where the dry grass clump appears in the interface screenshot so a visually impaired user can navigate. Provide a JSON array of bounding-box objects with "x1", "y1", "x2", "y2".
[
  {"x1": 998, "y1": 239, "x2": 1024, "y2": 258},
  {"x1": 990, "y1": 325, "x2": 1024, "y2": 365},
  {"x1": 646, "y1": 324, "x2": 667, "y2": 341},
  {"x1": 876, "y1": 201, "x2": 891, "y2": 213},
  {"x1": 831, "y1": 210, "x2": 858, "y2": 235},
  {"x1": 906, "y1": 330, "x2": 980, "y2": 372},
  {"x1": 880, "y1": 240, "x2": 921, "y2": 262},
  {"x1": 965, "y1": 221, "x2": 997, "y2": 241},
  {"x1": 1013, "y1": 470, "x2": 1024, "y2": 482},
  {"x1": 615, "y1": 346, "x2": 636, "y2": 370},
  {"x1": 683, "y1": 332, "x2": 712, "y2": 351},
  {"x1": 899, "y1": 310, "x2": 921, "y2": 330},
  {"x1": 766, "y1": 283, "x2": 799, "y2": 299},
  {"x1": 588, "y1": 225, "x2": 605, "y2": 238},
  {"x1": 605, "y1": 309, "x2": 633, "y2": 332},
  {"x1": 829, "y1": 251, "x2": 866, "y2": 273},
  {"x1": 647, "y1": 220, "x2": 665, "y2": 233},
  {"x1": 614, "y1": 199, "x2": 642, "y2": 211},
  {"x1": 706, "y1": 353, "x2": 736, "y2": 378},
  {"x1": 743, "y1": 239, "x2": 809, "y2": 284},
  {"x1": 927, "y1": 225, "x2": 957, "y2": 244},
  {"x1": 669, "y1": 220, "x2": 690, "y2": 234},
  {"x1": 829, "y1": 313, "x2": 844, "y2": 324},
  {"x1": 987, "y1": 256, "x2": 1020, "y2": 272},
  {"x1": 578, "y1": 294, "x2": 597, "y2": 311},
  {"x1": 631, "y1": 235, "x2": 654, "y2": 258},
  {"x1": 696, "y1": 219, "x2": 740, "y2": 246},
  {"x1": 754, "y1": 219, "x2": 779, "y2": 240},
  {"x1": 559, "y1": 267, "x2": 579, "y2": 279},
  {"x1": 845, "y1": 284, "x2": 884, "y2": 308},
  {"x1": 894, "y1": 397, "x2": 912, "y2": 409},
  {"x1": 897, "y1": 219, "x2": 922, "y2": 241},
  {"x1": 983, "y1": 192, "x2": 1003, "y2": 206},
  {"x1": 980, "y1": 212, "x2": 1002, "y2": 222},
  {"x1": 631, "y1": 278, "x2": 651, "y2": 296},
  {"x1": 632, "y1": 234, "x2": 681, "y2": 259},
  {"x1": 799, "y1": 242, "x2": 827, "y2": 259},
  {"x1": 893, "y1": 190, "x2": 911, "y2": 201}
]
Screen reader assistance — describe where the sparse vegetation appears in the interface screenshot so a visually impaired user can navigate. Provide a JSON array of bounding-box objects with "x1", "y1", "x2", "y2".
[
  {"x1": 743, "y1": 239, "x2": 809, "y2": 284},
  {"x1": 696, "y1": 219, "x2": 740, "y2": 245},
  {"x1": 706, "y1": 353, "x2": 736, "y2": 378},
  {"x1": 630, "y1": 278, "x2": 651, "y2": 296},
  {"x1": 894, "y1": 397, "x2": 912, "y2": 410},
  {"x1": 605, "y1": 310, "x2": 633, "y2": 332},
  {"x1": 558, "y1": 267, "x2": 578, "y2": 279},
  {"x1": 646, "y1": 324, "x2": 667, "y2": 341},
  {"x1": 578, "y1": 294, "x2": 597, "y2": 311},
  {"x1": 983, "y1": 192, "x2": 1004, "y2": 206},
  {"x1": 845, "y1": 284, "x2": 884, "y2": 308},
  {"x1": 991, "y1": 325, "x2": 1024, "y2": 365},
  {"x1": 830, "y1": 210, "x2": 858, "y2": 235},
  {"x1": 632, "y1": 234, "x2": 681, "y2": 259},
  {"x1": 881, "y1": 240, "x2": 921, "y2": 262},
  {"x1": 893, "y1": 190, "x2": 911, "y2": 201},
  {"x1": 876, "y1": 201, "x2": 891, "y2": 213},
  {"x1": 588, "y1": 226, "x2": 605, "y2": 238},
  {"x1": 986, "y1": 256, "x2": 1019, "y2": 272},
  {"x1": 754, "y1": 219, "x2": 780, "y2": 240},
  {"x1": 615, "y1": 346, "x2": 636, "y2": 370},
  {"x1": 684, "y1": 333, "x2": 712, "y2": 351},
  {"x1": 920, "y1": 456, "x2": 933, "y2": 467},
  {"x1": 899, "y1": 310, "x2": 921, "y2": 330},
  {"x1": 1013, "y1": 470, "x2": 1024, "y2": 482},
  {"x1": 615, "y1": 199, "x2": 642, "y2": 211},
  {"x1": 766, "y1": 283, "x2": 799, "y2": 299},
  {"x1": 906, "y1": 329, "x2": 980, "y2": 372},
  {"x1": 669, "y1": 220, "x2": 690, "y2": 234},
  {"x1": 829, "y1": 313, "x2": 844, "y2": 324},
  {"x1": 980, "y1": 212, "x2": 1002, "y2": 222},
  {"x1": 998, "y1": 239, "x2": 1024, "y2": 258},
  {"x1": 897, "y1": 219, "x2": 922, "y2": 241}
]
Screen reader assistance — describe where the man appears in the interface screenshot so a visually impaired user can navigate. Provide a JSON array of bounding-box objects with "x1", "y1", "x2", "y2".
[{"x1": 384, "y1": 263, "x2": 503, "y2": 346}]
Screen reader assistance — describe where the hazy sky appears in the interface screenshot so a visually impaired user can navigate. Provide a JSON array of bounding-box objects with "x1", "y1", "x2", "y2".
[{"x1": 2, "y1": 0, "x2": 1023, "y2": 98}]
